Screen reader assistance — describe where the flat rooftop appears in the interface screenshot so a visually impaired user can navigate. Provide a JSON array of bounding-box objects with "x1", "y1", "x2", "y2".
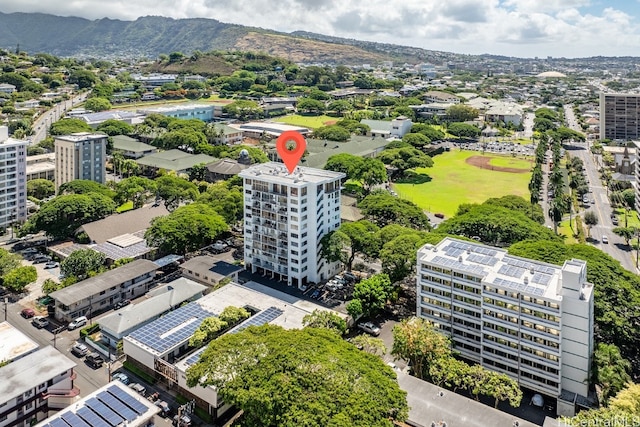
[
  {"x1": 36, "y1": 380, "x2": 159, "y2": 427},
  {"x1": 54, "y1": 133, "x2": 106, "y2": 142},
  {"x1": 239, "y1": 161, "x2": 345, "y2": 185},
  {"x1": 0, "y1": 321, "x2": 39, "y2": 362},
  {"x1": 0, "y1": 345, "x2": 76, "y2": 404},
  {"x1": 419, "y1": 237, "x2": 569, "y2": 301}
]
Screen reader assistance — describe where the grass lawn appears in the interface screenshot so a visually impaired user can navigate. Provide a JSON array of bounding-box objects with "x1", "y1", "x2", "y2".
[
  {"x1": 613, "y1": 208, "x2": 640, "y2": 228},
  {"x1": 558, "y1": 219, "x2": 578, "y2": 244},
  {"x1": 116, "y1": 201, "x2": 134, "y2": 213},
  {"x1": 393, "y1": 150, "x2": 531, "y2": 218},
  {"x1": 273, "y1": 114, "x2": 339, "y2": 129}
]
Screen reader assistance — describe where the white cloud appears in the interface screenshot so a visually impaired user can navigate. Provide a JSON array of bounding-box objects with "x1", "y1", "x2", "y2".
[{"x1": 1, "y1": 0, "x2": 640, "y2": 57}]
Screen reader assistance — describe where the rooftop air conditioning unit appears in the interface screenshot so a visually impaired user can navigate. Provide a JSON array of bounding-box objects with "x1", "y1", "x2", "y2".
[{"x1": 524, "y1": 277, "x2": 529, "y2": 284}]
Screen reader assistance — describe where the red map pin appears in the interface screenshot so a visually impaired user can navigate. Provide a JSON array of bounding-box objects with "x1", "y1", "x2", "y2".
[{"x1": 276, "y1": 131, "x2": 307, "y2": 174}]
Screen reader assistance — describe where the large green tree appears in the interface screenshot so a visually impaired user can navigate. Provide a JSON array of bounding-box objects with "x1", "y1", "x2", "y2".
[
  {"x1": 22, "y1": 193, "x2": 116, "y2": 238},
  {"x1": 3, "y1": 266, "x2": 37, "y2": 292},
  {"x1": 27, "y1": 179, "x2": 55, "y2": 200},
  {"x1": 115, "y1": 176, "x2": 157, "y2": 208},
  {"x1": 49, "y1": 118, "x2": 92, "y2": 135},
  {"x1": 145, "y1": 203, "x2": 228, "y2": 254},
  {"x1": 593, "y1": 343, "x2": 632, "y2": 404},
  {"x1": 155, "y1": 175, "x2": 199, "y2": 211},
  {"x1": 186, "y1": 325, "x2": 408, "y2": 427},
  {"x1": 319, "y1": 220, "x2": 380, "y2": 270},
  {"x1": 359, "y1": 192, "x2": 430, "y2": 229},
  {"x1": 302, "y1": 309, "x2": 347, "y2": 335},
  {"x1": 58, "y1": 179, "x2": 115, "y2": 198},
  {"x1": 60, "y1": 249, "x2": 106, "y2": 280},
  {"x1": 350, "y1": 273, "x2": 393, "y2": 319},
  {"x1": 0, "y1": 248, "x2": 22, "y2": 277}
]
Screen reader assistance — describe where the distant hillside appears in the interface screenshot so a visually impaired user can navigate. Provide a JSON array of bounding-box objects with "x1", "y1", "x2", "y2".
[{"x1": 0, "y1": 12, "x2": 446, "y2": 64}]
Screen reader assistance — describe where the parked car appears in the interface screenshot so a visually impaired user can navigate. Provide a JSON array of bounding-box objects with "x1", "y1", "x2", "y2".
[
  {"x1": 32, "y1": 255, "x2": 52, "y2": 264},
  {"x1": 44, "y1": 261, "x2": 59, "y2": 269},
  {"x1": 71, "y1": 342, "x2": 89, "y2": 357},
  {"x1": 155, "y1": 401, "x2": 171, "y2": 417},
  {"x1": 112, "y1": 372, "x2": 130, "y2": 385},
  {"x1": 357, "y1": 322, "x2": 381, "y2": 336},
  {"x1": 114, "y1": 299, "x2": 131, "y2": 310},
  {"x1": 612, "y1": 216, "x2": 619, "y2": 226},
  {"x1": 21, "y1": 248, "x2": 38, "y2": 255},
  {"x1": 342, "y1": 272, "x2": 358, "y2": 283},
  {"x1": 129, "y1": 383, "x2": 146, "y2": 397},
  {"x1": 310, "y1": 289, "x2": 321, "y2": 299},
  {"x1": 85, "y1": 352, "x2": 104, "y2": 369},
  {"x1": 32, "y1": 316, "x2": 49, "y2": 329},
  {"x1": 20, "y1": 308, "x2": 35, "y2": 318},
  {"x1": 68, "y1": 316, "x2": 88, "y2": 330}
]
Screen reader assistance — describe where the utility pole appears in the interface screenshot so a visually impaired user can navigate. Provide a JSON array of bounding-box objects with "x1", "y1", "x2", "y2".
[
  {"x1": 52, "y1": 326, "x2": 65, "y2": 349},
  {"x1": 3, "y1": 298, "x2": 7, "y2": 321}
]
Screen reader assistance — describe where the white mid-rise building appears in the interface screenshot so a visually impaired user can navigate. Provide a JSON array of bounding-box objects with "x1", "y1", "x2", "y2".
[
  {"x1": 239, "y1": 162, "x2": 345, "y2": 288},
  {"x1": 54, "y1": 133, "x2": 106, "y2": 191},
  {"x1": 0, "y1": 126, "x2": 27, "y2": 230},
  {"x1": 416, "y1": 237, "x2": 594, "y2": 416}
]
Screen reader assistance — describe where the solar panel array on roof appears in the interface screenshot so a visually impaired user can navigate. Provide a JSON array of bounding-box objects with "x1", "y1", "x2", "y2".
[
  {"x1": 444, "y1": 246, "x2": 464, "y2": 257},
  {"x1": 498, "y1": 264, "x2": 525, "y2": 278},
  {"x1": 467, "y1": 253, "x2": 498, "y2": 266},
  {"x1": 106, "y1": 384, "x2": 148, "y2": 415},
  {"x1": 531, "y1": 273, "x2": 552, "y2": 286},
  {"x1": 42, "y1": 384, "x2": 151, "y2": 427},
  {"x1": 493, "y1": 277, "x2": 525, "y2": 291},
  {"x1": 128, "y1": 303, "x2": 217, "y2": 353},
  {"x1": 432, "y1": 256, "x2": 487, "y2": 276},
  {"x1": 229, "y1": 306, "x2": 284, "y2": 334},
  {"x1": 505, "y1": 257, "x2": 556, "y2": 275}
]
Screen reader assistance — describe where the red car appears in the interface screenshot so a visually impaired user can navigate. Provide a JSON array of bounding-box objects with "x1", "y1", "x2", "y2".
[{"x1": 21, "y1": 308, "x2": 35, "y2": 318}]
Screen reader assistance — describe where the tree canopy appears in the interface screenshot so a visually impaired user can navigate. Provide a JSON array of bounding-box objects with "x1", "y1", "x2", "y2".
[
  {"x1": 145, "y1": 203, "x2": 228, "y2": 254},
  {"x1": 359, "y1": 192, "x2": 430, "y2": 229},
  {"x1": 186, "y1": 325, "x2": 408, "y2": 427},
  {"x1": 60, "y1": 249, "x2": 106, "y2": 280}
]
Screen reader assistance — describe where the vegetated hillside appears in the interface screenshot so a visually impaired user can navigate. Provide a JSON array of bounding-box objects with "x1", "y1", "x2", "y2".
[
  {"x1": 0, "y1": 12, "x2": 439, "y2": 64},
  {"x1": 142, "y1": 51, "x2": 292, "y2": 77}
]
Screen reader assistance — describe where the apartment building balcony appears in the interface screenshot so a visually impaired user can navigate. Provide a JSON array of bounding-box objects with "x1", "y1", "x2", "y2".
[{"x1": 43, "y1": 386, "x2": 81, "y2": 409}]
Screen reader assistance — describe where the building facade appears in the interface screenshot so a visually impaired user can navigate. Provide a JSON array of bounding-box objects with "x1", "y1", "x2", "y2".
[
  {"x1": 0, "y1": 126, "x2": 27, "y2": 230},
  {"x1": 416, "y1": 238, "x2": 594, "y2": 416},
  {"x1": 0, "y1": 345, "x2": 78, "y2": 427},
  {"x1": 54, "y1": 133, "x2": 107, "y2": 191},
  {"x1": 600, "y1": 92, "x2": 640, "y2": 141},
  {"x1": 239, "y1": 162, "x2": 345, "y2": 288}
]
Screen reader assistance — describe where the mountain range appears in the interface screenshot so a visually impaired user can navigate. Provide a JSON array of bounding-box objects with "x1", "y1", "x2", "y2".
[{"x1": 0, "y1": 12, "x2": 457, "y2": 65}]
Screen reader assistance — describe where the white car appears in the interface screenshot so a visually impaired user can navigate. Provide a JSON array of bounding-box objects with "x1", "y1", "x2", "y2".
[
  {"x1": 357, "y1": 322, "x2": 381, "y2": 336},
  {"x1": 68, "y1": 316, "x2": 88, "y2": 330},
  {"x1": 602, "y1": 235, "x2": 609, "y2": 244}
]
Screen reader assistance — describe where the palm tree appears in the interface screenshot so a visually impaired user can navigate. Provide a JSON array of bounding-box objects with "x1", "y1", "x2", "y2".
[
  {"x1": 593, "y1": 343, "x2": 631, "y2": 404},
  {"x1": 548, "y1": 197, "x2": 565, "y2": 234}
]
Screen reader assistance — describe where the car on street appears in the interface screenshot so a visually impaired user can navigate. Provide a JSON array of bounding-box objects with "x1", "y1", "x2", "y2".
[
  {"x1": 85, "y1": 352, "x2": 104, "y2": 369},
  {"x1": 357, "y1": 321, "x2": 381, "y2": 336},
  {"x1": 612, "y1": 216, "x2": 619, "y2": 226},
  {"x1": 44, "y1": 261, "x2": 59, "y2": 269},
  {"x1": 68, "y1": 316, "x2": 88, "y2": 330},
  {"x1": 155, "y1": 400, "x2": 171, "y2": 417},
  {"x1": 129, "y1": 383, "x2": 146, "y2": 396},
  {"x1": 71, "y1": 342, "x2": 89, "y2": 357},
  {"x1": 20, "y1": 308, "x2": 35, "y2": 318},
  {"x1": 112, "y1": 372, "x2": 130, "y2": 385},
  {"x1": 114, "y1": 299, "x2": 131, "y2": 310},
  {"x1": 32, "y1": 316, "x2": 49, "y2": 329},
  {"x1": 602, "y1": 235, "x2": 609, "y2": 244}
]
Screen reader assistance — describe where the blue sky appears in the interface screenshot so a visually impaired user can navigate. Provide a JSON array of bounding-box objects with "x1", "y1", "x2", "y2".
[{"x1": 2, "y1": 0, "x2": 640, "y2": 58}]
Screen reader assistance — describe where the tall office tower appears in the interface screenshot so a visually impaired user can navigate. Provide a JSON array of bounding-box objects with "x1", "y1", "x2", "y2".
[
  {"x1": 239, "y1": 162, "x2": 345, "y2": 289},
  {"x1": 54, "y1": 133, "x2": 107, "y2": 191},
  {"x1": 417, "y1": 237, "x2": 594, "y2": 416},
  {"x1": 0, "y1": 126, "x2": 27, "y2": 230},
  {"x1": 600, "y1": 92, "x2": 640, "y2": 141}
]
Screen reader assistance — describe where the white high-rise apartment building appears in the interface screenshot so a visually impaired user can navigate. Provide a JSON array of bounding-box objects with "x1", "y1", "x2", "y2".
[
  {"x1": 239, "y1": 162, "x2": 345, "y2": 289},
  {"x1": 0, "y1": 126, "x2": 27, "y2": 230},
  {"x1": 54, "y1": 133, "x2": 106, "y2": 191},
  {"x1": 417, "y1": 237, "x2": 594, "y2": 416}
]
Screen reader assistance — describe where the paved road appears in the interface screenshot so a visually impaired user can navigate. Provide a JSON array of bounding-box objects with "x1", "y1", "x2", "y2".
[
  {"x1": 31, "y1": 93, "x2": 88, "y2": 144},
  {"x1": 563, "y1": 105, "x2": 638, "y2": 273}
]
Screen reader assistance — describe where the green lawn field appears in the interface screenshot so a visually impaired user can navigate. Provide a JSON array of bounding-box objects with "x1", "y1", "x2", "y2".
[
  {"x1": 273, "y1": 114, "x2": 338, "y2": 129},
  {"x1": 393, "y1": 150, "x2": 532, "y2": 218}
]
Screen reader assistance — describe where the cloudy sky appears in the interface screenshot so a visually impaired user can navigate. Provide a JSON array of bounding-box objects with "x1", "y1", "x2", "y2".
[{"x1": 2, "y1": 0, "x2": 640, "y2": 58}]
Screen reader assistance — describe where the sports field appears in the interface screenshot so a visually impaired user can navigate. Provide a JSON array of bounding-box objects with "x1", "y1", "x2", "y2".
[
  {"x1": 273, "y1": 114, "x2": 337, "y2": 129},
  {"x1": 393, "y1": 150, "x2": 532, "y2": 218}
]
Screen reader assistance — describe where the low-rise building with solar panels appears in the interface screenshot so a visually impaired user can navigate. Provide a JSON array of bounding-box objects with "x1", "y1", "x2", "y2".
[
  {"x1": 123, "y1": 280, "x2": 345, "y2": 422},
  {"x1": 35, "y1": 380, "x2": 160, "y2": 427},
  {"x1": 416, "y1": 237, "x2": 595, "y2": 417}
]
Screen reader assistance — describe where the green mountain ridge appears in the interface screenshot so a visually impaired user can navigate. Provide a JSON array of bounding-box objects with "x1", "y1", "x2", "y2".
[{"x1": 0, "y1": 12, "x2": 450, "y2": 64}]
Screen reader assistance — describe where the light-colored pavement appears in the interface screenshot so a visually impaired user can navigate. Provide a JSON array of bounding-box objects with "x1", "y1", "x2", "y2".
[{"x1": 31, "y1": 93, "x2": 88, "y2": 144}]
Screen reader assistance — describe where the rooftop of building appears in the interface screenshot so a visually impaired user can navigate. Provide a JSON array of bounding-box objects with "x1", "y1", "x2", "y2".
[
  {"x1": 239, "y1": 161, "x2": 346, "y2": 185},
  {"x1": 98, "y1": 278, "x2": 206, "y2": 336},
  {"x1": 180, "y1": 255, "x2": 243, "y2": 281},
  {"x1": 136, "y1": 149, "x2": 215, "y2": 172},
  {"x1": 0, "y1": 321, "x2": 39, "y2": 363},
  {"x1": 136, "y1": 102, "x2": 213, "y2": 114},
  {"x1": 77, "y1": 110, "x2": 144, "y2": 123},
  {"x1": 301, "y1": 135, "x2": 390, "y2": 169},
  {"x1": 54, "y1": 133, "x2": 107, "y2": 142},
  {"x1": 35, "y1": 380, "x2": 160, "y2": 427},
  {"x1": 50, "y1": 259, "x2": 158, "y2": 306},
  {"x1": 418, "y1": 237, "x2": 588, "y2": 301},
  {"x1": 205, "y1": 157, "x2": 252, "y2": 176},
  {"x1": 228, "y1": 121, "x2": 310, "y2": 136},
  {"x1": 79, "y1": 204, "x2": 169, "y2": 244},
  {"x1": 0, "y1": 345, "x2": 76, "y2": 404},
  {"x1": 397, "y1": 371, "x2": 539, "y2": 427},
  {"x1": 128, "y1": 280, "x2": 343, "y2": 357},
  {"x1": 111, "y1": 135, "x2": 157, "y2": 153}
]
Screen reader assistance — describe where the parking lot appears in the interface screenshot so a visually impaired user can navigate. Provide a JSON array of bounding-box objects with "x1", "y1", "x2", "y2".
[{"x1": 453, "y1": 140, "x2": 537, "y2": 157}]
